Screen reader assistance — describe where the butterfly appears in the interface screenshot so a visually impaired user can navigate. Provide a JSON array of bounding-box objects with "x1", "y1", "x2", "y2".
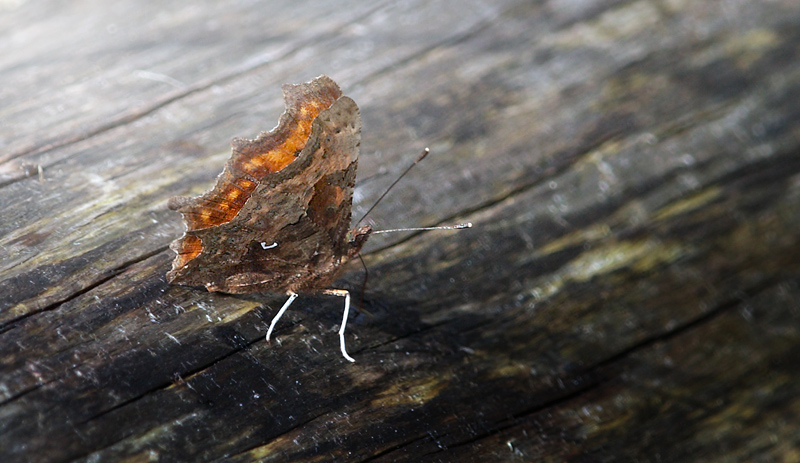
[{"x1": 167, "y1": 75, "x2": 371, "y2": 362}]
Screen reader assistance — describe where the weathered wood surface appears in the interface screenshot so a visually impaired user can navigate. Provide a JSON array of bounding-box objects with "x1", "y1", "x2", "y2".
[{"x1": 2, "y1": 0, "x2": 800, "y2": 461}]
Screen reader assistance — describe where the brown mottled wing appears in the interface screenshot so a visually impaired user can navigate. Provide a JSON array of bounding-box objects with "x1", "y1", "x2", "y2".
[{"x1": 166, "y1": 76, "x2": 364, "y2": 294}]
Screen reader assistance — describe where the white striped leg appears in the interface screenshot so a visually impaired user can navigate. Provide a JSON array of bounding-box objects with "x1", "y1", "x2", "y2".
[
  {"x1": 266, "y1": 291, "x2": 298, "y2": 342},
  {"x1": 322, "y1": 289, "x2": 355, "y2": 363}
]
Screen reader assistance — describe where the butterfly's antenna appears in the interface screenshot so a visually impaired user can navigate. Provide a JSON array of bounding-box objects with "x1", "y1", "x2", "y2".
[
  {"x1": 373, "y1": 223, "x2": 472, "y2": 234},
  {"x1": 355, "y1": 148, "x2": 431, "y2": 227},
  {"x1": 353, "y1": 148, "x2": 471, "y2": 313}
]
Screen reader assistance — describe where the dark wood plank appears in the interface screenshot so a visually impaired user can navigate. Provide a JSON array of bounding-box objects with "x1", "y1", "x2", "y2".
[{"x1": 1, "y1": 0, "x2": 799, "y2": 461}]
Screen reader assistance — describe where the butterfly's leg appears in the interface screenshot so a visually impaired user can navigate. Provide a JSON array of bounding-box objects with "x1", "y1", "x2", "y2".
[
  {"x1": 266, "y1": 291, "x2": 298, "y2": 342},
  {"x1": 322, "y1": 289, "x2": 355, "y2": 362}
]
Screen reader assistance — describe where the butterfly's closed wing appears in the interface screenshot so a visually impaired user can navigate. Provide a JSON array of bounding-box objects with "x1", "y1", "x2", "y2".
[{"x1": 167, "y1": 76, "x2": 371, "y2": 294}]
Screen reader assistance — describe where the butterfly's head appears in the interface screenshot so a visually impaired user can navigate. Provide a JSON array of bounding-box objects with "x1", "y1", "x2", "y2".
[{"x1": 345, "y1": 224, "x2": 373, "y2": 259}]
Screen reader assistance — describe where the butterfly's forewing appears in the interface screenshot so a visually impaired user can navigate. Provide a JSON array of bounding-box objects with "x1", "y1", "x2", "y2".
[{"x1": 167, "y1": 76, "x2": 367, "y2": 294}]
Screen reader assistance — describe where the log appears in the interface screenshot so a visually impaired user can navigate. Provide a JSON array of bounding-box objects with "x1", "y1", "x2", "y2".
[{"x1": 1, "y1": 0, "x2": 799, "y2": 461}]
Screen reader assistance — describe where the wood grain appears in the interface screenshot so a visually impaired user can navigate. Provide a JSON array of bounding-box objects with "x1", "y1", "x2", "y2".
[{"x1": 1, "y1": 0, "x2": 799, "y2": 461}]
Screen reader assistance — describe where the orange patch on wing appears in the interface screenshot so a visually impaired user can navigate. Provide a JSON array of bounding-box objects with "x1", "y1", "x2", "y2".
[
  {"x1": 241, "y1": 108, "x2": 319, "y2": 177},
  {"x1": 181, "y1": 88, "x2": 340, "y2": 232},
  {"x1": 176, "y1": 234, "x2": 203, "y2": 267},
  {"x1": 307, "y1": 179, "x2": 345, "y2": 229}
]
